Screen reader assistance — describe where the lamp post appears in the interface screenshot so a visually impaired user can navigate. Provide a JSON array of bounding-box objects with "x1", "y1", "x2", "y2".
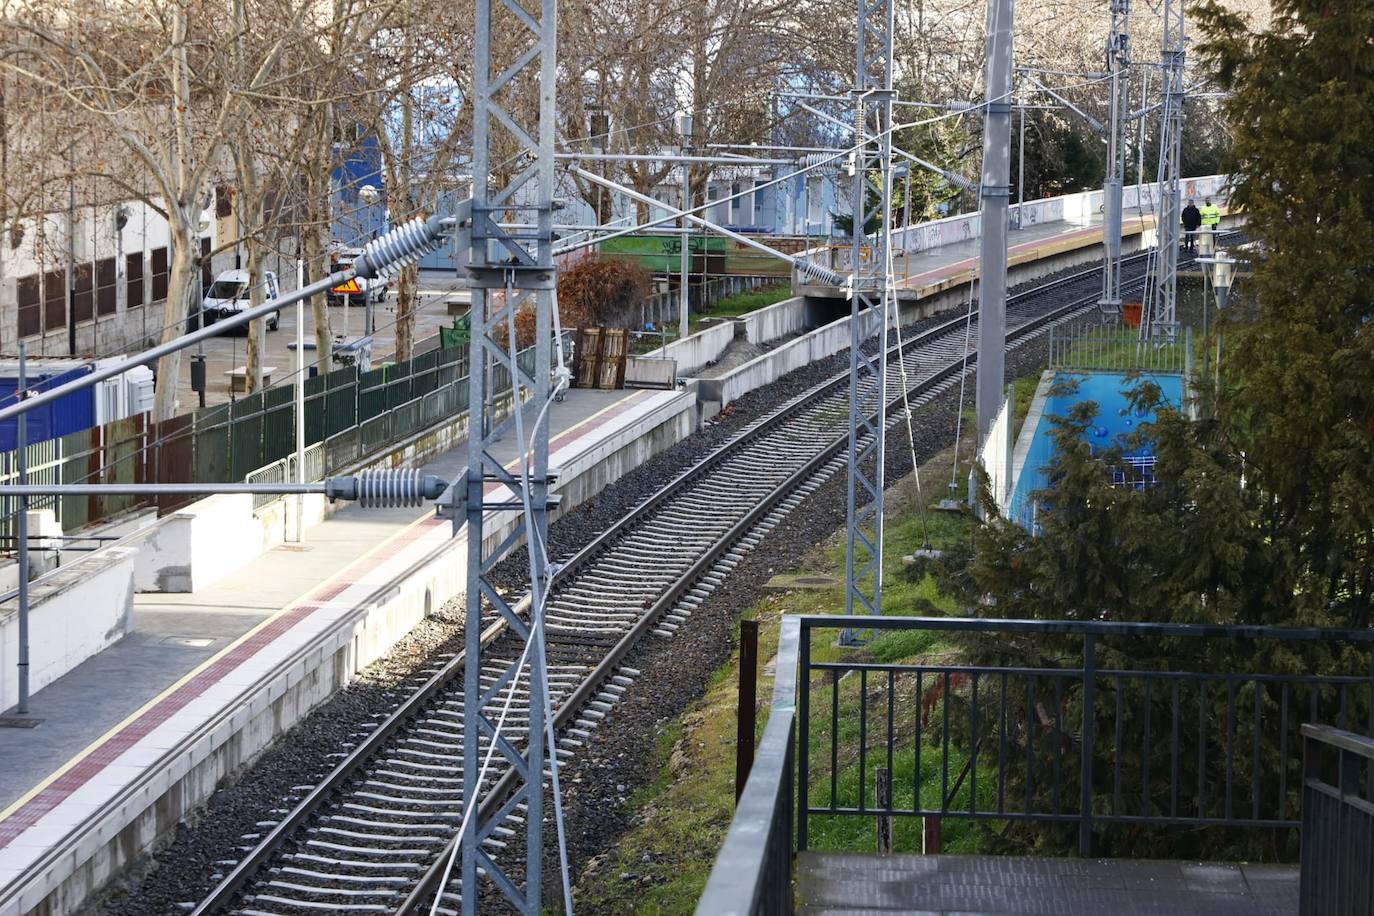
[
  {"x1": 1196, "y1": 249, "x2": 1236, "y2": 389},
  {"x1": 358, "y1": 184, "x2": 380, "y2": 338},
  {"x1": 676, "y1": 113, "x2": 694, "y2": 341},
  {"x1": 1198, "y1": 226, "x2": 1216, "y2": 257}
]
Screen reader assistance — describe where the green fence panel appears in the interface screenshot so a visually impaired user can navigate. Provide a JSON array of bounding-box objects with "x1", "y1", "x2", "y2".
[
  {"x1": 304, "y1": 374, "x2": 328, "y2": 445},
  {"x1": 261, "y1": 385, "x2": 296, "y2": 466},
  {"x1": 358, "y1": 366, "x2": 387, "y2": 424},
  {"x1": 385, "y1": 359, "x2": 414, "y2": 410},
  {"x1": 99, "y1": 417, "x2": 146, "y2": 520},
  {"x1": 229, "y1": 394, "x2": 266, "y2": 480},
  {"x1": 194, "y1": 403, "x2": 233, "y2": 484},
  {"x1": 57, "y1": 428, "x2": 93, "y2": 533},
  {"x1": 325, "y1": 366, "x2": 359, "y2": 439}
]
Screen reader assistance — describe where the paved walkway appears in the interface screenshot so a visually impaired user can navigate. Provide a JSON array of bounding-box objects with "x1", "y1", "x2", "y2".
[
  {"x1": 0, "y1": 385, "x2": 671, "y2": 817},
  {"x1": 172, "y1": 269, "x2": 470, "y2": 411},
  {"x1": 797, "y1": 852, "x2": 1297, "y2": 916}
]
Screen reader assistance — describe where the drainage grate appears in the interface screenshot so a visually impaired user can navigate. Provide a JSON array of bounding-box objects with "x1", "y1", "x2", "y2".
[{"x1": 0, "y1": 715, "x2": 44, "y2": 728}]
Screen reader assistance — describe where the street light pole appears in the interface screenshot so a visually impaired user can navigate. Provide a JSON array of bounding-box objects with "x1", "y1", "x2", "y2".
[
  {"x1": 359, "y1": 185, "x2": 380, "y2": 338},
  {"x1": 15, "y1": 341, "x2": 30, "y2": 715},
  {"x1": 294, "y1": 257, "x2": 306, "y2": 544},
  {"x1": 677, "y1": 114, "x2": 693, "y2": 341}
]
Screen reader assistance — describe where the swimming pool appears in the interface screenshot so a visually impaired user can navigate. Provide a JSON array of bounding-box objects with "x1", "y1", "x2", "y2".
[{"x1": 1006, "y1": 370, "x2": 1185, "y2": 532}]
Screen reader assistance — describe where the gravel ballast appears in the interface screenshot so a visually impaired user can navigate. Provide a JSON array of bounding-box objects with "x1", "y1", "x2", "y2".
[{"x1": 98, "y1": 287, "x2": 1062, "y2": 913}]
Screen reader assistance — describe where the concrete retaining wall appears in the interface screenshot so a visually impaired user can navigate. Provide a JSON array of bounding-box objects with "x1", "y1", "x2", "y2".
[
  {"x1": 0, "y1": 545, "x2": 137, "y2": 711},
  {"x1": 739, "y1": 296, "x2": 809, "y2": 345},
  {"x1": 643, "y1": 321, "x2": 736, "y2": 377}
]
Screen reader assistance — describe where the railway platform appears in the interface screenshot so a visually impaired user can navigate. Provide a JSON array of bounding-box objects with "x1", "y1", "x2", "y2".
[{"x1": 0, "y1": 384, "x2": 693, "y2": 916}]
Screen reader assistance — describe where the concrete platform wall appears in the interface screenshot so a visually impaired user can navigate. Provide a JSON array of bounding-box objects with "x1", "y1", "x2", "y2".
[
  {"x1": 5, "y1": 391, "x2": 698, "y2": 916},
  {"x1": 0, "y1": 546, "x2": 138, "y2": 712}
]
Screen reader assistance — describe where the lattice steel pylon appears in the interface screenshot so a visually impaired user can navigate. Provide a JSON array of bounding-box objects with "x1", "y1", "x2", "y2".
[
  {"x1": 460, "y1": 0, "x2": 558, "y2": 908},
  {"x1": 841, "y1": 0, "x2": 895, "y2": 645},
  {"x1": 1100, "y1": 0, "x2": 1131, "y2": 314},
  {"x1": 1144, "y1": 0, "x2": 1184, "y2": 339}
]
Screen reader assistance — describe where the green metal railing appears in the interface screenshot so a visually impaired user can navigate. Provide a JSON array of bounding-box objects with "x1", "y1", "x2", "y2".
[
  {"x1": 1048, "y1": 321, "x2": 1191, "y2": 375},
  {"x1": 0, "y1": 333, "x2": 572, "y2": 543}
]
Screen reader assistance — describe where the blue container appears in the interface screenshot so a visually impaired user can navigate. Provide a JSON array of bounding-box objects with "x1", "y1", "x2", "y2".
[
  {"x1": 1008, "y1": 370, "x2": 1185, "y2": 532},
  {"x1": 0, "y1": 366, "x2": 96, "y2": 451}
]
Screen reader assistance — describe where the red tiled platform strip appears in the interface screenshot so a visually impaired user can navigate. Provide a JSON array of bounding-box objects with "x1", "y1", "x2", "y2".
[
  {"x1": 0, "y1": 512, "x2": 432, "y2": 849},
  {"x1": 0, "y1": 388, "x2": 653, "y2": 850}
]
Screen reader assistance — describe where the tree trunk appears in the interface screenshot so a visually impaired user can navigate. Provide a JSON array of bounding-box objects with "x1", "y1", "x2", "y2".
[
  {"x1": 304, "y1": 224, "x2": 332, "y2": 375},
  {"x1": 152, "y1": 219, "x2": 198, "y2": 420},
  {"x1": 245, "y1": 239, "x2": 267, "y2": 393},
  {"x1": 395, "y1": 263, "x2": 416, "y2": 361}
]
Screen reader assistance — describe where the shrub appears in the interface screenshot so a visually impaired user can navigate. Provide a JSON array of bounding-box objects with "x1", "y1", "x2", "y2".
[{"x1": 556, "y1": 256, "x2": 651, "y2": 329}]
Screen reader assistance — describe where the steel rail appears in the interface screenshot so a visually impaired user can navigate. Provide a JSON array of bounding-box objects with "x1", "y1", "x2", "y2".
[
  {"x1": 397, "y1": 240, "x2": 1223, "y2": 912},
  {"x1": 192, "y1": 236, "x2": 1237, "y2": 915}
]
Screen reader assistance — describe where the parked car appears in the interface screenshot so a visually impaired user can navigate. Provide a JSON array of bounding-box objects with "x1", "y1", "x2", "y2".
[
  {"x1": 202, "y1": 269, "x2": 281, "y2": 331},
  {"x1": 326, "y1": 246, "x2": 389, "y2": 305}
]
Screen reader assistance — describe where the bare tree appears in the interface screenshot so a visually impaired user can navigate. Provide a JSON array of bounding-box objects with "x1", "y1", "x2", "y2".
[
  {"x1": 2, "y1": 0, "x2": 300, "y2": 418},
  {"x1": 355, "y1": 0, "x2": 473, "y2": 362}
]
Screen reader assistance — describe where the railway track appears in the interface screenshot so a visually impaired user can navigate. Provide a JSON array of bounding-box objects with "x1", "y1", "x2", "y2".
[{"x1": 191, "y1": 245, "x2": 1230, "y2": 915}]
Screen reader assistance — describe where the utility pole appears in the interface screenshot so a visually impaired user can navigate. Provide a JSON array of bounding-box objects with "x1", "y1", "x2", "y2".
[
  {"x1": 458, "y1": 0, "x2": 559, "y2": 907},
  {"x1": 841, "y1": 0, "x2": 895, "y2": 644},
  {"x1": 293, "y1": 257, "x2": 305, "y2": 544},
  {"x1": 15, "y1": 342, "x2": 29, "y2": 714},
  {"x1": 67, "y1": 143, "x2": 76, "y2": 356},
  {"x1": 1099, "y1": 0, "x2": 1131, "y2": 315},
  {"x1": 1144, "y1": 0, "x2": 1185, "y2": 339},
  {"x1": 975, "y1": 0, "x2": 1014, "y2": 439},
  {"x1": 678, "y1": 114, "x2": 693, "y2": 340}
]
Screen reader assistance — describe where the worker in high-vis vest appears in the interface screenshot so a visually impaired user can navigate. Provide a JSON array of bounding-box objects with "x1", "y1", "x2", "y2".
[{"x1": 1200, "y1": 198, "x2": 1221, "y2": 230}]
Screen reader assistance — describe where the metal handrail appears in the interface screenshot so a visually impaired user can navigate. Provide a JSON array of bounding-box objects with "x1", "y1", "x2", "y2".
[
  {"x1": 1300, "y1": 724, "x2": 1374, "y2": 914},
  {"x1": 701, "y1": 613, "x2": 1374, "y2": 914},
  {"x1": 697, "y1": 617, "x2": 800, "y2": 916},
  {"x1": 797, "y1": 614, "x2": 1374, "y2": 644}
]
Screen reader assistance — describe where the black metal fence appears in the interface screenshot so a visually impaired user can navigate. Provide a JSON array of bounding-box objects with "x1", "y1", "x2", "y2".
[
  {"x1": 1048, "y1": 320, "x2": 1191, "y2": 374},
  {"x1": 797, "y1": 616, "x2": 1374, "y2": 856},
  {"x1": 696, "y1": 617, "x2": 800, "y2": 916},
  {"x1": 699, "y1": 615, "x2": 1374, "y2": 915},
  {"x1": 1300, "y1": 724, "x2": 1374, "y2": 915},
  {"x1": 0, "y1": 334, "x2": 569, "y2": 542}
]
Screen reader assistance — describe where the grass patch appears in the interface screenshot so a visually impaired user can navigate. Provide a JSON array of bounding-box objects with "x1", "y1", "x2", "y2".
[
  {"x1": 685, "y1": 284, "x2": 792, "y2": 335},
  {"x1": 630, "y1": 284, "x2": 794, "y2": 353}
]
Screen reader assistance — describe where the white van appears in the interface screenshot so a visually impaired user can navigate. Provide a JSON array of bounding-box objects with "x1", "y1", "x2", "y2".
[{"x1": 202, "y1": 269, "x2": 282, "y2": 331}]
